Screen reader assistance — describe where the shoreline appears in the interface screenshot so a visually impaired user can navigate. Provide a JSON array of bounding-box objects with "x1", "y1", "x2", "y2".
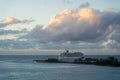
[{"x1": 33, "y1": 56, "x2": 120, "y2": 67}]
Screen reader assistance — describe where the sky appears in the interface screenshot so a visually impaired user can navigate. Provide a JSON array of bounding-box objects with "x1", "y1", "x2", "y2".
[{"x1": 0, "y1": 0, "x2": 120, "y2": 55}]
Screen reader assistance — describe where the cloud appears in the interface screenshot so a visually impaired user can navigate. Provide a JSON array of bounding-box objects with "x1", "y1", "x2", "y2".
[
  {"x1": 16, "y1": 7, "x2": 118, "y2": 54},
  {"x1": 0, "y1": 29, "x2": 28, "y2": 35},
  {"x1": 110, "y1": 30, "x2": 120, "y2": 42},
  {"x1": 0, "y1": 17, "x2": 33, "y2": 28},
  {"x1": 79, "y1": 2, "x2": 90, "y2": 8},
  {"x1": 23, "y1": 25, "x2": 50, "y2": 43},
  {"x1": 102, "y1": 39, "x2": 113, "y2": 47},
  {"x1": 101, "y1": 39, "x2": 120, "y2": 49},
  {"x1": 0, "y1": 39, "x2": 35, "y2": 49}
]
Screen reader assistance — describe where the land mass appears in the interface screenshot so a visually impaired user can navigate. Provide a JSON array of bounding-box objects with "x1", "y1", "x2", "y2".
[{"x1": 33, "y1": 56, "x2": 120, "y2": 67}]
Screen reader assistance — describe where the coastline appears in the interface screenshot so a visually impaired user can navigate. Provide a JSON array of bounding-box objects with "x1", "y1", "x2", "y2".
[{"x1": 33, "y1": 56, "x2": 120, "y2": 67}]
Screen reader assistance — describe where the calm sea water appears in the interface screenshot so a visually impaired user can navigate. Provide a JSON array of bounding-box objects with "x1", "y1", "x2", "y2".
[{"x1": 0, "y1": 55, "x2": 120, "y2": 80}]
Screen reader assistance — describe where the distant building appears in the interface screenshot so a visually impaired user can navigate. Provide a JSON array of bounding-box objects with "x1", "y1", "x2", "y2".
[{"x1": 58, "y1": 50, "x2": 84, "y2": 62}]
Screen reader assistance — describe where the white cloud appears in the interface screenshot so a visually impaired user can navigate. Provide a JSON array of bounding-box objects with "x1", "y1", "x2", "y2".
[
  {"x1": 102, "y1": 39, "x2": 113, "y2": 47},
  {"x1": 0, "y1": 17, "x2": 33, "y2": 28},
  {"x1": 28, "y1": 7, "x2": 120, "y2": 43},
  {"x1": 1, "y1": 7, "x2": 119, "y2": 54}
]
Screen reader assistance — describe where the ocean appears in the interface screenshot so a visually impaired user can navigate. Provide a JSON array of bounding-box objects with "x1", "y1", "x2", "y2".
[{"x1": 0, "y1": 55, "x2": 120, "y2": 80}]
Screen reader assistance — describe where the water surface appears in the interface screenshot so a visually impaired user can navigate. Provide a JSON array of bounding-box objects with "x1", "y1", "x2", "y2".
[{"x1": 0, "y1": 55, "x2": 120, "y2": 80}]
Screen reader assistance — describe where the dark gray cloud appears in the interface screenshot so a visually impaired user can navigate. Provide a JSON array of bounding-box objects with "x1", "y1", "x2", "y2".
[
  {"x1": 110, "y1": 31, "x2": 120, "y2": 42},
  {"x1": 0, "y1": 38, "x2": 102, "y2": 50},
  {"x1": 0, "y1": 29, "x2": 28, "y2": 35},
  {"x1": 0, "y1": 17, "x2": 33, "y2": 28},
  {"x1": 0, "y1": 39, "x2": 35, "y2": 49},
  {"x1": 79, "y1": 2, "x2": 90, "y2": 8},
  {"x1": 22, "y1": 25, "x2": 50, "y2": 43}
]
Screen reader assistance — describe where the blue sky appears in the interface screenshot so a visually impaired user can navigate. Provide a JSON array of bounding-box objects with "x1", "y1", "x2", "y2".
[
  {"x1": 1, "y1": 0, "x2": 120, "y2": 24},
  {"x1": 0, "y1": 0, "x2": 120, "y2": 55}
]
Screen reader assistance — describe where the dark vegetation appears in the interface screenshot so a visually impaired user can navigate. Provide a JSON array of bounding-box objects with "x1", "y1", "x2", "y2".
[
  {"x1": 44, "y1": 58, "x2": 59, "y2": 63},
  {"x1": 33, "y1": 56, "x2": 120, "y2": 67},
  {"x1": 74, "y1": 56, "x2": 120, "y2": 67}
]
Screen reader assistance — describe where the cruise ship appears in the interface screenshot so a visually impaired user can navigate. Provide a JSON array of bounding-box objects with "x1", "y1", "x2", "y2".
[{"x1": 58, "y1": 50, "x2": 84, "y2": 62}]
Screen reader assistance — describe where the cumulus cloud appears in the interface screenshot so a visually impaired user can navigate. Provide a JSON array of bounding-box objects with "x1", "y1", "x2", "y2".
[
  {"x1": 24, "y1": 25, "x2": 49, "y2": 42},
  {"x1": 0, "y1": 17, "x2": 33, "y2": 28}
]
